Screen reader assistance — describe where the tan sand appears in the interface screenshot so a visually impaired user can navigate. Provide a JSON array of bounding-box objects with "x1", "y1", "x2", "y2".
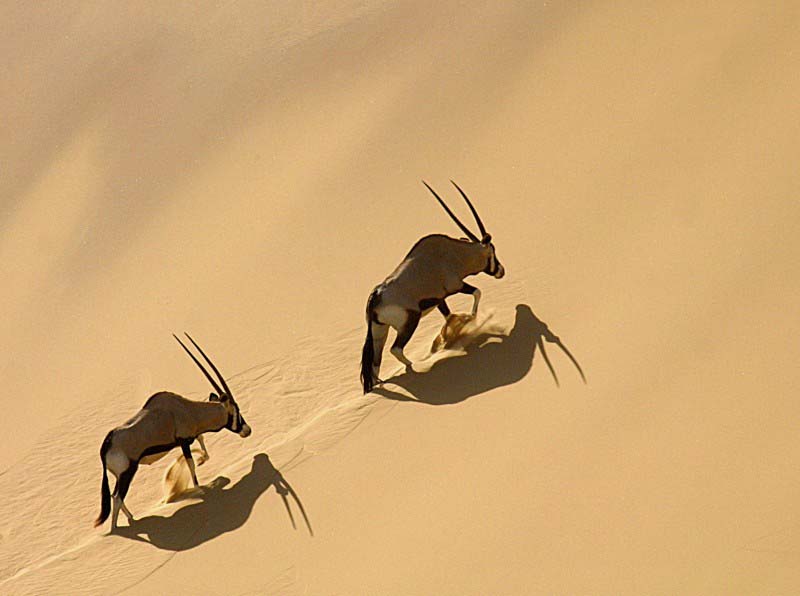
[{"x1": 1, "y1": 2, "x2": 799, "y2": 594}]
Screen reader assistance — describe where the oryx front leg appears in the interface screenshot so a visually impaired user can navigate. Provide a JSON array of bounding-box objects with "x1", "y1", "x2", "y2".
[
  {"x1": 181, "y1": 442, "x2": 200, "y2": 487},
  {"x1": 390, "y1": 310, "x2": 421, "y2": 370},
  {"x1": 460, "y1": 283, "x2": 481, "y2": 316},
  {"x1": 196, "y1": 435, "x2": 209, "y2": 465}
]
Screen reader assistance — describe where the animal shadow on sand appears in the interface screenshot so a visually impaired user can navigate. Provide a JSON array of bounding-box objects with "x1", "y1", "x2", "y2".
[
  {"x1": 114, "y1": 453, "x2": 312, "y2": 551},
  {"x1": 375, "y1": 304, "x2": 585, "y2": 405}
]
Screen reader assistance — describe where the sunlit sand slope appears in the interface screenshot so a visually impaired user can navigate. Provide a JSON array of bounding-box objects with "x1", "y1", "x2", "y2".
[{"x1": 2, "y1": 1, "x2": 799, "y2": 594}]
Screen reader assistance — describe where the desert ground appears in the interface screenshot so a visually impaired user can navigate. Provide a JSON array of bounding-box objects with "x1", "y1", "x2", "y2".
[{"x1": 2, "y1": 2, "x2": 799, "y2": 594}]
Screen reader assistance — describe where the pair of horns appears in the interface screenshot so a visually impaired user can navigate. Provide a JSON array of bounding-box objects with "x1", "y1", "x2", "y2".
[
  {"x1": 422, "y1": 180, "x2": 489, "y2": 243},
  {"x1": 173, "y1": 333, "x2": 232, "y2": 398}
]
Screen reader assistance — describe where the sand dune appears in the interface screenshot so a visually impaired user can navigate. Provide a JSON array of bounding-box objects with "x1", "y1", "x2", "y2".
[{"x1": 2, "y1": 2, "x2": 799, "y2": 594}]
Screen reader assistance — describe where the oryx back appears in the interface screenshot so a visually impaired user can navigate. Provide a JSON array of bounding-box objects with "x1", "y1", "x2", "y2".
[
  {"x1": 377, "y1": 235, "x2": 487, "y2": 312},
  {"x1": 109, "y1": 403, "x2": 177, "y2": 466},
  {"x1": 142, "y1": 391, "x2": 226, "y2": 443}
]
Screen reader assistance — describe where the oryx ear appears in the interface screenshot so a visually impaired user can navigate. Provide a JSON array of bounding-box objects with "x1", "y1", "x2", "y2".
[
  {"x1": 209, "y1": 392, "x2": 220, "y2": 402},
  {"x1": 481, "y1": 233, "x2": 492, "y2": 244}
]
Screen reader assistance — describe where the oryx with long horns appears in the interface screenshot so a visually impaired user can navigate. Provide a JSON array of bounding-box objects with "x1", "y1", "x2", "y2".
[
  {"x1": 360, "y1": 180, "x2": 505, "y2": 393},
  {"x1": 95, "y1": 334, "x2": 251, "y2": 530}
]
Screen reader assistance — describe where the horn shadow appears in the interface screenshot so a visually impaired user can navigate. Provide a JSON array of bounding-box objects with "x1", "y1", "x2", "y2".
[
  {"x1": 114, "y1": 453, "x2": 313, "y2": 550},
  {"x1": 374, "y1": 304, "x2": 585, "y2": 405}
]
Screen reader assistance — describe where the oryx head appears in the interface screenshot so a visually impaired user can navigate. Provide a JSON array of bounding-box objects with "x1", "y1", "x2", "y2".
[
  {"x1": 173, "y1": 333, "x2": 252, "y2": 438},
  {"x1": 422, "y1": 180, "x2": 505, "y2": 279}
]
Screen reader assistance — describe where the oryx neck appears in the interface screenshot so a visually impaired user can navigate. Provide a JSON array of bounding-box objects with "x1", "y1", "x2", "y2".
[
  {"x1": 461, "y1": 239, "x2": 490, "y2": 276},
  {"x1": 191, "y1": 400, "x2": 229, "y2": 434}
]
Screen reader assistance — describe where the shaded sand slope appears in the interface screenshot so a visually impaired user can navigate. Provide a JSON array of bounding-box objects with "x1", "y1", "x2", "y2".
[{"x1": 2, "y1": 1, "x2": 800, "y2": 594}]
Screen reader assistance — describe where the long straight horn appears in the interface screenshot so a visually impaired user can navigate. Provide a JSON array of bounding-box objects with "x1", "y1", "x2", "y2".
[
  {"x1": 450, "y1": 180, "x2": 488, "y2": 240},
  {"x1": 173, "y1": 334, "x2": 224, "y2": 396},
  {"x1": 422, "y1": 180, "x2": 479, "y2": 242},
  {"x1": 183, "y1": 333, "x2": 233, "y2": 397}
]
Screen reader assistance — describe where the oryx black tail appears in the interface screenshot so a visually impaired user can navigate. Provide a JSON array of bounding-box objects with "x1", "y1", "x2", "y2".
[
  {"x1": 94, "y1": 432, "x2": 113, "y2": 527},
  {"x1": 360, "y1": 289, "x2": 380, "y2": 393}
]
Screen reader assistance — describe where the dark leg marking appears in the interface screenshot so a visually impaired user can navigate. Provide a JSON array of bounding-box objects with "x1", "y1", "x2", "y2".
[
  {"x1": 459, "y1": 283, "x2": 479, "y2": 296},
  {"x1": 116, "y1": 463, "x2": 138, "y2": 501},
  {"x1": 459, "y1": 283, "x2": 481, "y2": 315},
  {"x1": 181, "y1": 442, "x2": 200, "y2": 487},
  {"x1": 418, "y1": 298, "x2": 440, "y2": 311},
  {"x1": 419, "y1": 297, "x2": 450, "y2": 318},
  {"x1": 391, "y1": 309, "x2": 421, "y2": 365}
]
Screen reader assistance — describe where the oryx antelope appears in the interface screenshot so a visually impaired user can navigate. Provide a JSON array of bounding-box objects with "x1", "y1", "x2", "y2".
[
  {"x1": 94, "y1": 334, "x2": 251, "y2": 530},
  {"x1": 360, "y1": 180, "x2": 505, "y2": 393}
]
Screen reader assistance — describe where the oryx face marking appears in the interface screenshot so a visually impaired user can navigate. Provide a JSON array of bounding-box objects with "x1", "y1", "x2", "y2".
[
  {"x1": 209, "y1": 391, "x2": 250, "y2": 437},
  {"x1": 226, "y1": 399, "x2": 251, "y2": 437},
  {"x1": 484, "y1": 242, "x2": 505, "y2": 279}
]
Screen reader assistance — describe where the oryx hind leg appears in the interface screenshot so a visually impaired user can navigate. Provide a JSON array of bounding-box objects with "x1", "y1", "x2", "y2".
[
  {"x1": 120, "y1": 500, "x2": 134, "y2": 523},
  {"x1": 111, "y1": 462, "x2": 138, "y2": 530},
  {"x1": 371, "y1": 321, "x2": 389, "y2": 379},
  {"x1": 390, "y1": 310, "x2": 421, "y2": 368}
]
